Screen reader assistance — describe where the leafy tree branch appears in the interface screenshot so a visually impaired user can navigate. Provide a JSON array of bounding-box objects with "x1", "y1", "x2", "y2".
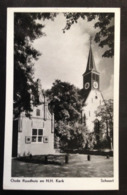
[{"x1": 63, "y1": 13, "x2": 114, "y2": 57}]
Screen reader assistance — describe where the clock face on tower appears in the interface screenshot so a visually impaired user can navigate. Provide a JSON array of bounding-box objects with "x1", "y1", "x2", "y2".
[
  {"x1": 93, "y1": 81, "x2": 98, "y2": 89},
  {"x1": 85, "y1": 82, "x2": 90, "y2": 89}
]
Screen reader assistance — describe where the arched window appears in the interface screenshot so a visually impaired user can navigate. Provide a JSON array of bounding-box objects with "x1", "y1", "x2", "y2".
[
  {"x1": 94, "y1": 119, "x2": 100, "y2": 134},
  {"x1": 83, "y1": 114, "x2": 86, "y2": 125},
  {"x1": 36, "y1": 109, "x2": 40, "y2": 116}
]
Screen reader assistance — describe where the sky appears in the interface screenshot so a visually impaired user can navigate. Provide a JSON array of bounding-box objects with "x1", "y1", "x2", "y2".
[{"x1": 33, "y1": 13, "x2": 114, "y2": 100}]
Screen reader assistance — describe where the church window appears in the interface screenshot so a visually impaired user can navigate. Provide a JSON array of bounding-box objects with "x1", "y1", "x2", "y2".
[
  {"x1": 93, "y1": 73, "x2": 95, "y2": 80},
  {"x1": 96, "y1": 75, "x2": 99, "y2": 82},
  {"x1": 95, "y1": 96, "x2": 98, "y2": 99},
  {"x1": 94, "y1": 119, "x2": 100, "y2": 134},
  {"x1": 32, "y1": 129, "x2": 43, "y2": 142},
  {"x1": 82, "y1": 114, "x2": 86, "y2": 124},
  {"x1": 36, "y1": 109, "x2": 40, "y2": 116},
  {"x1": 93, "y1": 74, "x2": 99, "y2": 82}
]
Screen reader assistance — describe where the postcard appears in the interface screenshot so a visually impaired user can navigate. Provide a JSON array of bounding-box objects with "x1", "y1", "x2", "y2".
[{"x1": 3, "y1": 7, "x2": 120, "y2": 190}]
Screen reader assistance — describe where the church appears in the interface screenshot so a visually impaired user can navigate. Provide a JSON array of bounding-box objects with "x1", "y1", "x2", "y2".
[{"x1": 82, "y1": 43, "x2": 104, "y2": 133}]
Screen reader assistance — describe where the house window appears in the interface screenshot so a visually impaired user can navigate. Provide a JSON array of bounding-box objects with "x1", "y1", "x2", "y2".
[
  {"x1": 36, "y1": 109, "x2": 40, "y2": 116},
  {"x1": 32, "y1": 129, "x2": 43, "y2": 142},
  {"x1": 38, "y1": 129, "x2": 43, "y2": 142}
]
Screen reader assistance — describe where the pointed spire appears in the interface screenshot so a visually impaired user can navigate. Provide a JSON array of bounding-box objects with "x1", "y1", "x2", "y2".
[
  {"x1": 84, "y1": 36, "x2": 98, "y2": 74},
  {"x1": 89, "y1": 35, "x2": 92, "y2": 45}
]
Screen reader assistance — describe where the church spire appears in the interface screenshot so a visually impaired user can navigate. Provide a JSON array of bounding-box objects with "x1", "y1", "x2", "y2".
[
  {"x1": 83, "y1": 37, "x2": 100, "y2": 91},
  {"x1": 85, "y1": 37, "x2": 98, "y2": 74}
]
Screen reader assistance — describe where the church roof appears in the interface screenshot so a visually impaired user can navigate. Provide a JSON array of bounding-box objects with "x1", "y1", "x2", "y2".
[{"x1": 83, "y1": 45, "x2": 99, "y2": 75}]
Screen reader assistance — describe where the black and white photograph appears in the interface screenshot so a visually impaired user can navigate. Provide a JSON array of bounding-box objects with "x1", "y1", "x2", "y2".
[{"x1": 3, "y1": 8, "x2": 120, "y2": 190}]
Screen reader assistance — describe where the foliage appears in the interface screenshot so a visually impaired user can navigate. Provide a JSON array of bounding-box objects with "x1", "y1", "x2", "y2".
[
  {"x1": 46, "y1": 80, "x2": 97, "y2": 151},
  {"x1": 95, "y1": 137, "x2": 111, "y2": 150},
  {"x1": 46, "y1": 80, "x2": 83, "y2": 150},
  {"x1": 95, "y1": 99, "x2": 113, "y2": 148},
  {"x1": 63, "y1": 13, "x2": 114, "y2": 57},
  {"x1": 55, "y1": 121, "x2": 96, "y2": 151},
  {"x1": 46, "y1": 80, "x2": 82, "y2": 122},
  {"x1": 14, "y1": 13, "x2": 57, "y2": 118}
]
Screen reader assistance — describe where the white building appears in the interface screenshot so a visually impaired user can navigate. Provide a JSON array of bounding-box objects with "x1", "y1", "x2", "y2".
[{"x1": 12, "y1": 79, "x2": 55, "y2": 157}]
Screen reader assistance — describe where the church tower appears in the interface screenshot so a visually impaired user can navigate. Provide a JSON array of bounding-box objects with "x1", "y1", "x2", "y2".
[
  {"x1": 83, "y1": 44, "x2": 100, "y2": 93},
  {"x1": 82, "y1": 41, "x2": 104, "y2": 133}
]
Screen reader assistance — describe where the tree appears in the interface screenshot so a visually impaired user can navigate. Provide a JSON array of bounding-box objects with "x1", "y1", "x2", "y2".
[
  {"x1": 63, "y1": 13, "x2": 114, "y2": 57},
  {"x1": 46, "y1": 80, "x2": 97, "y2": 151},
  {"x1": 14, "y1": 13, "x2": 57, "y2": 118},
  {"x1": 46, "y1": 80, "x2": 82, "y2": 122},
  {"x1": 95, "y1": 99, "x2": 113, "y2": 149},
  {"x1": 55, "y1": 121, "x2": 92, "y2": 151},
  {"x1": 46, "y1": 80, "x2": 84, "y2": 150}
]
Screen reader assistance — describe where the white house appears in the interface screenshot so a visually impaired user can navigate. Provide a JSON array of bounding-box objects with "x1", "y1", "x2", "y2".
[{"x1": 12, "y1": 79, "x2": 55, "y2": 157}]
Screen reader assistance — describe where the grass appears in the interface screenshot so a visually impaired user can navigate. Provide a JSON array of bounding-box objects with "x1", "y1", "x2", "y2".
[{"x1": 12, "y1": 154, "x2": 113, "y2": 177}]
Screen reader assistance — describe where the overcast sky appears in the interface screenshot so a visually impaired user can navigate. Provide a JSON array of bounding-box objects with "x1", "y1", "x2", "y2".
[{"x1": 33, "y1": 13, "x2": 114, "y2": 100}]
